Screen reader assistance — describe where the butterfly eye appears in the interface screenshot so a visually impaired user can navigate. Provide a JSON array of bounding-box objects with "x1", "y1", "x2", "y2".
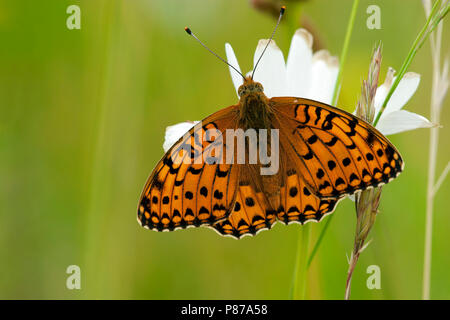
[{"x1": 255, "y1": 83, "x2": 264, "y2": 92}]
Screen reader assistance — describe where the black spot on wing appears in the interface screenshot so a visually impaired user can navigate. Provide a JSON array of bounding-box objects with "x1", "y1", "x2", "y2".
[
  {"x1": 188, "y1": 167, "x2": 202, "y2": 175},
  {"x1": 316, "y1": 169, "x2": 325, "y2": 179},
  {"x1": 289, "y1": 187, "x2": 298, "y2": 197},
  {"x1": 213, "y1": 190, "x2": 223, "y2": 200},
  {"x1": 327, "y1": 160, "x2": 336, "y2": 170},
  {"x1": 200, "y1": 186, "x2": 208, "y2": 197},
  {"x1": 366, "y1": 153, "x2": 374, "y2": 161},
  {"x1": 199, "y1": 206, "x2": 209, "y2": 214},
  {"x1": 318, "y1": 181, "x2": 331, "y2": 191},
  {"x1": 303, "y1": 187, "x2": 311, "y2": 196},
  {"x1": 342, "y1": 157, "x2": 351, "y2": 167},
  {"x1": 325, "y1": 137, "x2": 338, "y2": 146},
  {"x1": 288, "y1": 206, "x2": 300, "y2": 213},
  {"x1": 216, "y1": 166, "x2": 228, "y2": 178},
  {"x1": 322, "y1": 112, "x2": 336, "y2": 130},
  {"x1": 245, "y1": 197, "x2": 255, "y2": 207},
  {"x1": 237, "y1": 219, "x2": 249, "y2": 228},
  {"x1": 349, "y1": 173, "x2": 359, "y2": 182},
  {"x1": 335, "y1": 177, "x2": 345, "y2": 186},
  {"x1": 174, "y1": 179, "x2": 183, "y2": 186},
  {"x1": 287, "y1": 169, "x2": 296, "y2": 176},
  {"x1": 314, "y1": 107, "x2": 322, "y2": 125},
  {"x1": 153, "y1": 179, "x2": 163, "y2": 190},
  {"x1": 307, "y1": 135, "x2": 318, "y2": 144}
]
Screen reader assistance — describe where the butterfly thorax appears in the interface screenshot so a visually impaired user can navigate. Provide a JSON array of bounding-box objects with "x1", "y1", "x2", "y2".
[{"x1": 237, "y1": 78, "x2": 273, "y2": 130}]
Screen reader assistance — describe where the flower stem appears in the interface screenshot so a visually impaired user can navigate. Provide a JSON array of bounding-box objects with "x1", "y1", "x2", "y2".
[
  {"x1": 307, "y1": 0, "x2": 359, "y2": 269},
  {"x1": 422, "y1": 0, "x2": 447, "y2": 300},
  {"x1": 83, "y1": 0, "x2": 120, "y2": 298},
  {"x1": 307, "y1": 215, "x2": 332, "y2": 268},
  {"x1": 345, "y1": 252, "x2": 359, "y2": 300},
  {"x1": 292, "y1": 223, "x2": 311, "y2": 299},
  {"x1": 331, "y1": 0, "x2": 359, "y2": 105},
  {"x1": 345, "y1": 187, "x2": 381, "y2": 299},
  {"x1": 423, "y1": 118, "x2": 438, "y2": 300}
]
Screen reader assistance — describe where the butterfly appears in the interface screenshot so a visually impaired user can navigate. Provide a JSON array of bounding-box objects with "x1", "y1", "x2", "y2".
[{"x1": 137, "y1": 7, "x2": 403, "y2": 239}]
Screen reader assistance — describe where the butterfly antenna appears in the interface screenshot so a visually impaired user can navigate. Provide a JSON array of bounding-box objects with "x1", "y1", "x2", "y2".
[
  {"x1": 185, "y1": 27, "x2": 246, "y2": 80},
  {"x1": 251, "y1": 6, "x2": 286, "y2": 79}
]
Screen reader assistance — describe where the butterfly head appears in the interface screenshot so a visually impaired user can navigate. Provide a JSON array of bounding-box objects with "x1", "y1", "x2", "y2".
[
  {"x1": 238, "y1": 77, "x2": 264, "y2": 98},
  {"x1": 237, "y1": 77, "x2": 271, "y2": 129}
]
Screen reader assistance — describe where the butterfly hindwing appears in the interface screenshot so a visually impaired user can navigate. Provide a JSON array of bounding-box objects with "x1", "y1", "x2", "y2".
[
  {"x1": 211, "y1": 172, "x2": 277, "y2": 239},
  {"x1": 278, "y1": 164, "x2": 338, "y2": 225},
  {"x1": 211, "y1": 148, "x2": 339, "y2": 239},
  {"x1": 272, "y1": 97, "x2": 403, "y2": 199}
]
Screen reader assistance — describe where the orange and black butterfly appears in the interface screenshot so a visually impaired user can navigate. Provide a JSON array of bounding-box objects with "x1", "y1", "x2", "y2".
[{"x1": 137, "y1": 7, "x2": 403, "y2": 239}]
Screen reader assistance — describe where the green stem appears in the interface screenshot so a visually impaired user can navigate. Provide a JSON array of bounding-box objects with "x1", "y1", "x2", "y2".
[
  {"x1": 307, "y1": 214, "x2": 333, "y2": 268},
  {"x1": 331, "y1": 0, "x2": 360, "y2": 105},
  {"x1": 306, "y1": 0, "x2": 359, "y2": 269},
  {"x1": 83, "y1": 0, "x2": 120, "y2": 298},
  {"x1": 422, "y1": 0, "x2": 448, "y2": 301},
  {"x1": 287, "y1": 2, "x2": 308, "y2": 300},
  {"x1": 292, "y1": 223, "x2": 311, "y2": 299},
  {"x1": 373, "y1": 0, "x2": 444, "y2": 126}
]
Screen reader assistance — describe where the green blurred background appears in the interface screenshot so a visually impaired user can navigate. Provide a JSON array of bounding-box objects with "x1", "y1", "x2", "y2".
[{"x1": 0, "y1": 0, "x2": 448, "y2": 299}]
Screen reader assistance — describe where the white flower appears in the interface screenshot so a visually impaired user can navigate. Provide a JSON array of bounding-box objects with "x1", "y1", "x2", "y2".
[
  {"x1": 371, "y1": 68, "x2": 434, "y2": 135},
  {"x1": 226, "y1": 28, "x2": 339, "y2": 104},
  {"x1": 227, "y1": 29, "x2": 434, "y2": 136},
  {"x1": 163, "y1": 28, "x2": 338, "y2": 151},
  {"x1": 162, "y1": 29, "x2": 434, "y2": 152},
  {"x1": 162, "y1": 121, "x2": 199, "y2": 152}
]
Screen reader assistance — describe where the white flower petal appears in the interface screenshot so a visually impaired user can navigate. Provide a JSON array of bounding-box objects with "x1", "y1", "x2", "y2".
[
  {"x1": 375, "y1": 110, "x2": 434, "y2": 136},
  {"x1": 252, "y1": 39, "x2": 286, "y2": 98},
  {"x1": 286, "y1": 29, "x2": 313, "y2": 97},
  {"x1": 225, "y1": 43, "x2": 243, "y2": 97},
  {"x1": 373, "y1": 82, "x2": 389, "y2": 116},
  {"x1": 384, "y1": 72, "x2": 420, "y2": 114},
  {"x1": 306, "y1": 50, "x2": 339, "y2": 104},
  {"x1": 163, "y1": 121, "x2": 200, "y2": 152},
  {"x1": 374, "y1": 70, "x2": 420, "y2": 117}
]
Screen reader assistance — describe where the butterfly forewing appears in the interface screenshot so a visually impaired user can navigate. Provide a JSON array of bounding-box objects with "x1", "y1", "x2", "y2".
[
  {"x1": 138, "y1": 105, "x2": 241, "y2": 231},
  {"x1": 271, "y1": 97, "x2": 403, "y2": 199}
]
